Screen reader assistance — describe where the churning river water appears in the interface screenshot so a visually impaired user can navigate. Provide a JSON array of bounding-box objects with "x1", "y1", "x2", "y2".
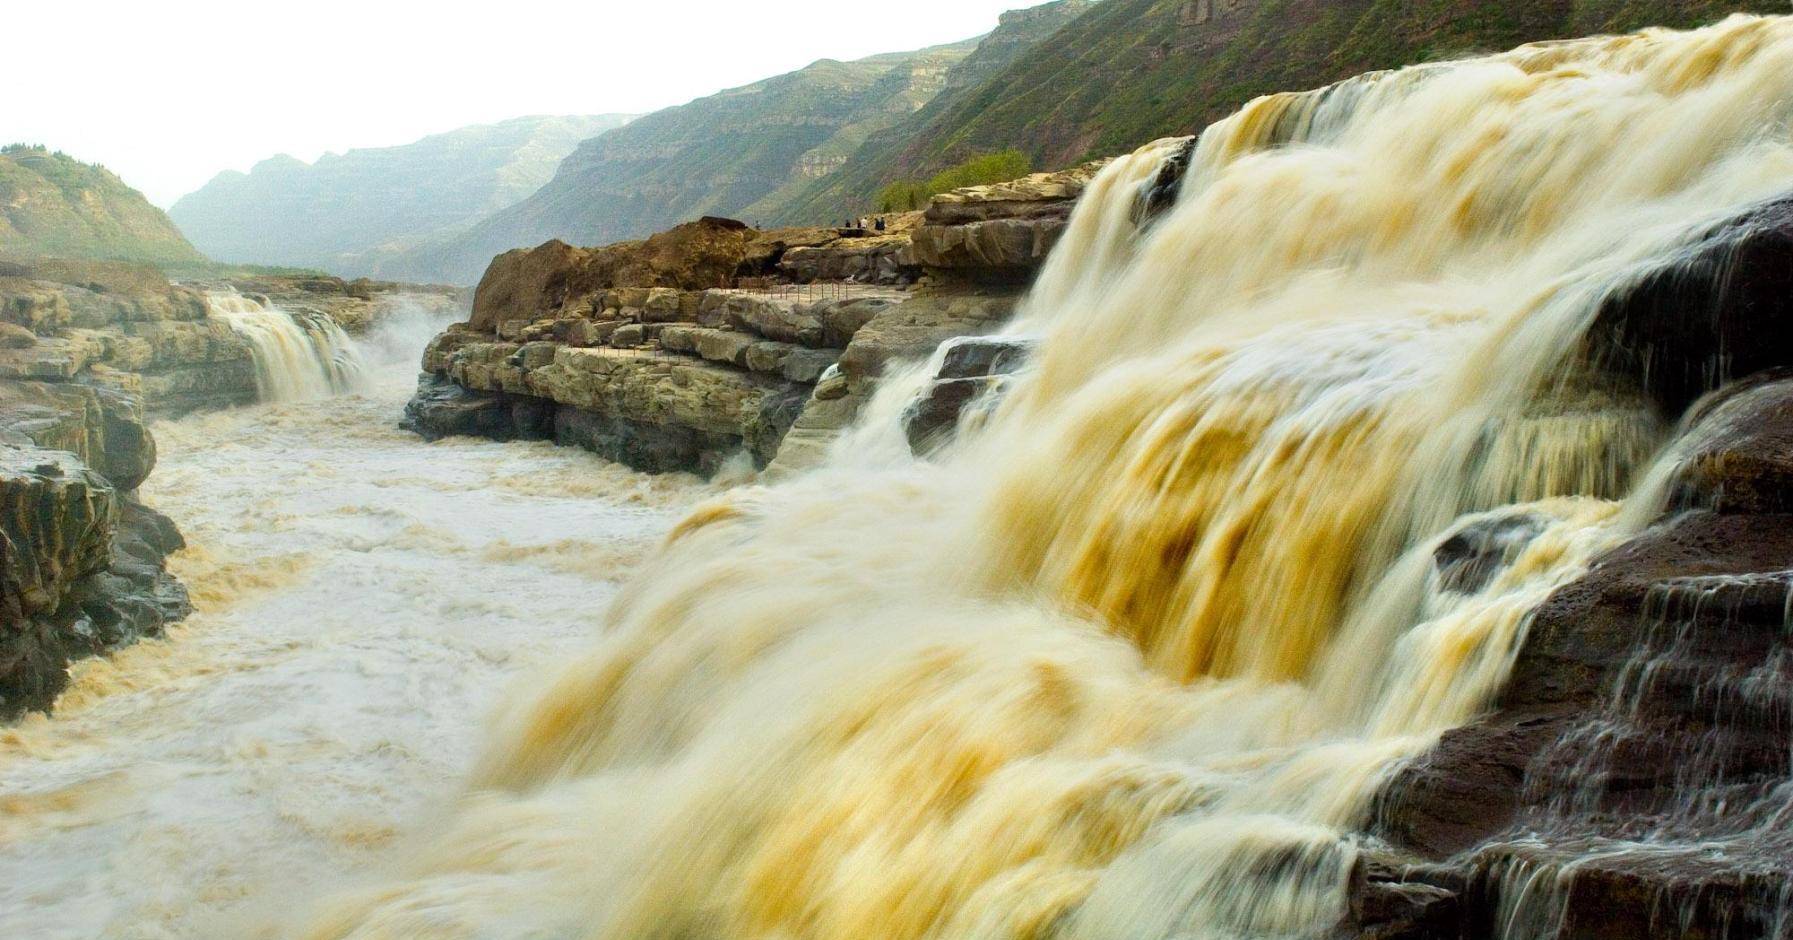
[{"x1": 0, "y1": 365, "x2": 710, "y2": 937}]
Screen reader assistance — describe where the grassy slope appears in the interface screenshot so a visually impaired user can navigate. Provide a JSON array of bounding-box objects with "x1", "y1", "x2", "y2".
[
  {"x1": 0, "y1": 147, "x2": 207, "y2": 266},
  {"x1": 780, "y1": 0, "x2": 1788, "y2": 224}
]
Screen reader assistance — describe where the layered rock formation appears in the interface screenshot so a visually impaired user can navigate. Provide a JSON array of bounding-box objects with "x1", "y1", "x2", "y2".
[
  {"x1": 0, "y1": 259, "x2": 256, "y2": 415},
  {"x1": 0, "y1": 316, "x2": 190, "y2": 717},
  {"x1": 0, "y1": 260, "x2": 460, "y2": 417},
  {"x1": 408, "y1": 274, "x2": 903, "y2": 473},
  {"x1": 905, "y1": 162, "x2": 1107, "y2": 282},
  {"x1": 406, "y1": 166, "x2": 1088, "y2": 475}
]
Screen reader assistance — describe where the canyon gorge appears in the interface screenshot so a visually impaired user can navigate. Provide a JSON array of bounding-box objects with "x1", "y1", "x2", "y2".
[{"x1": 7, "y1": 6, "x2": 1793, "y2": 940}]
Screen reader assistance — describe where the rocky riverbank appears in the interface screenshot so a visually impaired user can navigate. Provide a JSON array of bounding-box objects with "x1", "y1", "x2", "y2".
[
  {"x1": 404, "y1": 165, "x2": 1101, "y2": 474},
  {"x1": 0, "y1": 261, "x2": 461, "y2": 717}
]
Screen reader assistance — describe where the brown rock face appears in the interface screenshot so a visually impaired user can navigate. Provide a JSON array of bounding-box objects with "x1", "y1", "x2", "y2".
[
  {"x1": 905, "y1": 163, "x2": 1108, "y2": 283},
  {"x1": 468, "y1": 218, "x2": 765, "y2": 332},
  {"x1": 469, "y1": 240, "x2": 591, "y2": 333}
]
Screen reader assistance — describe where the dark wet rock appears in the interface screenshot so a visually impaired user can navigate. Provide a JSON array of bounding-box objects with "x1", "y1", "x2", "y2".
[
  {"x1": 1432, "y1": 512, "x2": 1547, "y2": 595},
  {"x1": 903, "y1": 336, "x2": 1033, "y2": 455},
  {"x1": 0, "y1": 448, "x2": 188, "y2": 719},
  {"x1": 937, "y1": 336, "x2": 1033, "y2": 379},
  {"x1": 1133, "y1": 136, "x2": 1197, "y2": 228},
  {"x1": 552, "y1": 408, "x2": 742, "y2": 477},
  {"x1": 904, "y1": 377, "x2": 998, "y2": 456},
  {"x1": 1369, "y1": 377, "x2": 1793, "y2": 939},
  {"x1": 402, "y1": 374, "x2": 554, "y2": 443},
  {"x1": 1588, "y1": 192, "x2": 1793, "y2": 414},
  {"x1": 1671, "y1": 375, "x2": 1793, "y2": 513},
  {"x1": 1347, "y1": 856, "x2": 1463, "y2": 940}
]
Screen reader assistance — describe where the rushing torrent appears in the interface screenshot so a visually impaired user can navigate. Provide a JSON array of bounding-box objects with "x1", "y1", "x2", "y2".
[
  {"x1": 281, "y1": 15, "x2": 1793, "y2": 940},
  {"x1": 209, "y1": 291, "x2": 368, "y2": 402}
]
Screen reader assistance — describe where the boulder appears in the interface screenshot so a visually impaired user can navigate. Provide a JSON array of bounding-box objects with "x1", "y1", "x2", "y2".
[
  {"x1": 837, "y1": 294, "x2": 1019, "y2": 393},
  {"x1": 782, "y1": 349, "x2": 839, "y2": 384},
  {"x1": 902, "y1": 336, "x2": 1033, "y2": 455},
  {"x1": 1133, "y1": 136, "x2": 1197, "y2": 228},
  {"x1": 0, "y1": 380, "x2": 156, "y2": 491},
  {"x1": 725, "y1": 295, "x2": 826, "y2": 346},
  {"x1": 468, "y1": 240, "x2": 590, "y2": 332},
  {"x1": 694, "y1": 330, "x2": 756, "y2": 368},
  {"x1": 1587, "y1": 192, "x2": 1793, "y2": 414},
  {"x1": 468, "y1": 219, "x2": 761, "y2": 334}
]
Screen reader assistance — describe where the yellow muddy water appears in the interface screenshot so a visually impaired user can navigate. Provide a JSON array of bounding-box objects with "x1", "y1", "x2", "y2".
[{"x1": 0, "y1": 371, "x2": 710, "y2": 938}]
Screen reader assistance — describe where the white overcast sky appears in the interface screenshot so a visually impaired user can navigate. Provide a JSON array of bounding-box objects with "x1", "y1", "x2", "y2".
[{"x1": 7, "y1": 0, "x2": 1053, "y2": 207}]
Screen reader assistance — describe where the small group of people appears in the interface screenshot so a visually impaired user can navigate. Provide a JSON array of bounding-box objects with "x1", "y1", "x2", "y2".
[{"x1": 843, "y1": 216, "x2": 888, "y2": 232}]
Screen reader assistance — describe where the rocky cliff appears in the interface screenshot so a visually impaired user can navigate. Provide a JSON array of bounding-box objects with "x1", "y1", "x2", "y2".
[
  {"x1": 0, "y1": 262, "x2": 195, "y2": 715},
  {"x1": 0, "y1": 146, "x2": 208, "y2": 267},
  {"x1": 1345, "y1": 192, "x2": 1793, "y2": 940},
  {"x1": 169, "y1": 115, "x2": 633, "y2": 279}
]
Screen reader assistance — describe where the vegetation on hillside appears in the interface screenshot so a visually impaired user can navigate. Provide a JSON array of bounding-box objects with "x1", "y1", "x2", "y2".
[
  {"x1": 877, "y1": 150, "x2": 1033, "y2": 212},
  {"x1": 0, "y1": 145, "x2": 207, "y2": 266},
  {"x1": 778, "y1": 0, "x2": 1786, "y2": 224}
]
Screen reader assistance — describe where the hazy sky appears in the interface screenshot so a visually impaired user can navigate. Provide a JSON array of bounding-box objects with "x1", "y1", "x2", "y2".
[{"x1": 7, "y1": 0, "x2": 1051, "y2": 208}]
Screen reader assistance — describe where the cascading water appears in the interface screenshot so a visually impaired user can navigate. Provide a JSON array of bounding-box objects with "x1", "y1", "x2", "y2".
[
  {"x1": 208, "y1": 291, "x2": 368, "y2": 402},
  {"x1": 277, "y1": 14, "x2": 1793, "y2": 940}
]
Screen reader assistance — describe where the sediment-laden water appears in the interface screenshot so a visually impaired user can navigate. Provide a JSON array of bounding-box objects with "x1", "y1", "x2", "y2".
[{"x1": 0, "y1": 368, "x2": 709, "y2": 937}]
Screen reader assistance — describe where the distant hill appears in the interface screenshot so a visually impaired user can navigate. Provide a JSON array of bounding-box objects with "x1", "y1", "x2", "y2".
[
  {"x1": 780, "y1": 0, "x2": 1788, "y2": 221},
  {"x1": 168, "y1": 114, "x2": 633, "y2": 278},
  {"x1": 0, "y1": 145, "x2": 207, "y2": 266},
  {"x1": 389, "y1": 40, "x2": 991, "y2": 285}
]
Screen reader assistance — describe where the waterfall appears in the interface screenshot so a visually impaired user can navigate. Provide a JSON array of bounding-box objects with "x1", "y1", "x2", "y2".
[
  {"x1": 208, "y1": 291, "x2": 367, "y2": 402},
  {"x1": 297, "y1": 15, "x2": 1793, "y2": 940}
]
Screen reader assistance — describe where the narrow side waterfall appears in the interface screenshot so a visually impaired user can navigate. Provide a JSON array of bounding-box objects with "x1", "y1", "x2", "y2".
[
  {"x1": 208, "y1": 291, "x2": 367, "y2": 402},
  {"x1": 296, "y1": 15, "x2": 1793, "y2": 940}
]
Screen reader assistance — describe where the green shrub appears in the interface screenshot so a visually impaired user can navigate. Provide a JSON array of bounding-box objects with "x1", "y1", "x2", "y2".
[{"x1": 877, "y1": 149, "x2": 1034, "y2": 213}]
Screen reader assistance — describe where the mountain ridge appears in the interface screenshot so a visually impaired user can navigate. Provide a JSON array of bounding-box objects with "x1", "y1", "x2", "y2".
[
  {"x1": 168, "y1": 114, "x2": 633, "y2": 278},
  {"x1": 0, "y1": 145, "x2": 207, "y2": 266}
]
